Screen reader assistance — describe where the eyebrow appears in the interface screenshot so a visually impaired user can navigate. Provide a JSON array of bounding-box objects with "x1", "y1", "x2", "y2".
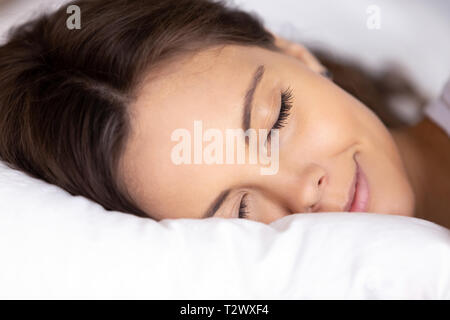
[
  {"x1": 242, "y1": 64, "x2": 265, "y2": 131},
  {"x1": 202, "y1": 65, "x2": 265, "y2": 219}
]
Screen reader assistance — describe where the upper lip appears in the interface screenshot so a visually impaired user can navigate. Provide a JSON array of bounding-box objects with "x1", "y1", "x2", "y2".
[{"x1": 344, "y1": 157, "x2": 358, "y2": 212}]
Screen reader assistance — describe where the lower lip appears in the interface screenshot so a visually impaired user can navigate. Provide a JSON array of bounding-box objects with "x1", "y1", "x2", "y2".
[{"x1": 349, "y1": 161, "x2": 370, "y2": 212}]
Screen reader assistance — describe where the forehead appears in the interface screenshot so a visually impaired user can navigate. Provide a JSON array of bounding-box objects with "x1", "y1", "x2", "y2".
[{"x1": 122, "y1": 45, "x2": 277, "y2": 219}]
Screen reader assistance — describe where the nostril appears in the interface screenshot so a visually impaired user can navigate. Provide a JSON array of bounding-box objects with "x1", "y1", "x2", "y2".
[
  {"x1": 318, "y1": 176, "x2": 324, "y2": 186},
  {"x1": 308, "y1": 203, "x2": 319, "y2": 213}
]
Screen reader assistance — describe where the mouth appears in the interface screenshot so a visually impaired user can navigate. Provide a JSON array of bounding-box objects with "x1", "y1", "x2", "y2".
[{"x1": 344, "y1": 155, "x2": 370, "y2": 212}]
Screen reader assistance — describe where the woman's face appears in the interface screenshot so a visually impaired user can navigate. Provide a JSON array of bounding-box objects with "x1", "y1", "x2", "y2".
[{"x1": 120, "y1": 44, "x2": 415, "y2": 223}]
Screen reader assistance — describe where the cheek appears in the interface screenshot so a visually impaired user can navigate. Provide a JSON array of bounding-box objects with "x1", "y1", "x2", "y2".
[
  {"x1": 360, "y1": 147, "x2": 415, "y2": 216},
  {"x1": 293, "y1": 80, "x2": 363, "y2": 155},
  {"x1": 291, "y1": 76, "x2": 415, "y2": 216},
  {"x1": 331, "y1": 89, "x2": 416, "y2": 215}
]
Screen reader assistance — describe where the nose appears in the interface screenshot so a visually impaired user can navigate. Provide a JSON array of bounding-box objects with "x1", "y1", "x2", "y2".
[
  {"x1": 303, "y1": 171, "x2": 327, "y2": 212},
  {"x1": 285, "y1": 165, "x2": 327, "y2": 213}
]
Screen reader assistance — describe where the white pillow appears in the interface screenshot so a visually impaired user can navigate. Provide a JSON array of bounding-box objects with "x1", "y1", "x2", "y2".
[{"x1": 0, "y1": 161, "x2": 449, "y2": 299}]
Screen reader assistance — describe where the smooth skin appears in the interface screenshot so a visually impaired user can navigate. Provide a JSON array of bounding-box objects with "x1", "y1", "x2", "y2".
[{"x1": 120, "y1": 34, "x2": 450, "y2": 228}]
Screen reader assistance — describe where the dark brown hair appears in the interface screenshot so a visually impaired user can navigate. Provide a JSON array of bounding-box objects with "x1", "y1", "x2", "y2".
[{"x1": 0, "y1": 0, "x2": 279, "y2": 217}]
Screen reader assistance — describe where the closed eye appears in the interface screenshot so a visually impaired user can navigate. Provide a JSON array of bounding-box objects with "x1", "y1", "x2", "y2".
[
  {"x1": 267, "y1": 86, "x2": 293, "y2": 144},
  {"x1": 238, "y1": 193, "x2": 249, "y2": 219}
]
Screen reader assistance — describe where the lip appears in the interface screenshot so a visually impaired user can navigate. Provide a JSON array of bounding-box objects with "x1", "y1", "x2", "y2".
[{"x1": 344, "y1": 156, "x2": 370, "y2": 212}]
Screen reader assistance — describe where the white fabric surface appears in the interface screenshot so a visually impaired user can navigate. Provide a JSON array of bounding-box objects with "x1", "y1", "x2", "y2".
[{"x1": 0, "y1": 161, "x2": 449, "y2": 299}]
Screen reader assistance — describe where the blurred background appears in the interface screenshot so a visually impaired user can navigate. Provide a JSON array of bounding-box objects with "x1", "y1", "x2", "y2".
[{"x1": 1, "y1": 0, "x2": 449, "y2": 126}]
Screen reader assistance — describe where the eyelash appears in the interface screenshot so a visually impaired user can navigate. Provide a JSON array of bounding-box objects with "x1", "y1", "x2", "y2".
[
  {"x1": 267, "y1": 86, "x2": 294, "y2": 143},
  {"x1": 238, "y1": 194, "x2": 249, "y2": 219}
]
